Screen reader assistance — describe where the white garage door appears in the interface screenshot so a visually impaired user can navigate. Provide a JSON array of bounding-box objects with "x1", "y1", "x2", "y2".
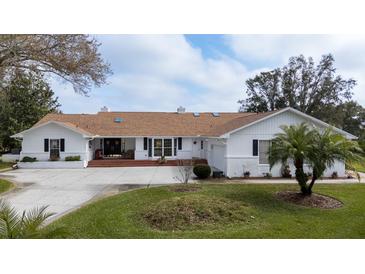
[{"x1": 211, "y1": 145, "x2": 226, "y2": 172}]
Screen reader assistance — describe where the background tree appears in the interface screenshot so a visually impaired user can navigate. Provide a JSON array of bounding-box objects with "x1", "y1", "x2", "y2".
[
  {"x1": 0, "y1": 35, "x2": 111, "y2": 95},
  {"x1": 239, "y1": 54, "x2": 363, "y2": 136},
  {"x1": 0, "y1": 72, "x2": 60, "y2": 151}
]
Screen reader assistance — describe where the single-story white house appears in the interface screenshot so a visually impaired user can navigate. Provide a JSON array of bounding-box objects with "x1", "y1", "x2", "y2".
[{"x1": 11, "y1": 106, "x2": 356, "y2": 177}]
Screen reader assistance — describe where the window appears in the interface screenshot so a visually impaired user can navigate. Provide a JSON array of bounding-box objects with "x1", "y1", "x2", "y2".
[
  {"x1": 154, "y1": 138, "x2": 173, "y2": 157},
  {"x1": 154, "y1": 139, "x2": 162, "y2": 157},
  {"x1": 164, "y1": 139, "x2": 172, "y2": 156},
  {"x1": 259, "y1": 140, "x2": 271, "y2": 164}
]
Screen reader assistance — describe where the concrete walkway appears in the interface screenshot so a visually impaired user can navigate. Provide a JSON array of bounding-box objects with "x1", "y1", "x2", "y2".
[{"x1": 0, "y1": 167, "x2": 183, "y2": 219}]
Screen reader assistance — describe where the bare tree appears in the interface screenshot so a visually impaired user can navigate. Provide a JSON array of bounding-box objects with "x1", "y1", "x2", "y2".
[
  {"x1": 0, "y1": 35, "x2": 111, "y2": 95},
  {"x1": 173, "y1": 160, "x2": 193, "y2": 184}
]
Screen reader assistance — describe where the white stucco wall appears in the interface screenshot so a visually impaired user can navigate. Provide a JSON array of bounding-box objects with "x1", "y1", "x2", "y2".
[
  {"x1": 225, "y1": 110, "x2": 347, "y2": 178},
  {"x1": 1, "y1": 154, "x2": 20, "y2": 162},
  {"x1": 206, "y1": 139, "x2": 227, "y2": 175},
  {"x1": 18, "y1": 160, "x2": 87, "y2": 169},
  {"x1": 20, "y1": 123, "x2": 89, "y2": 162},
  {"x1": 177, "y1": 138, "x2": 193, "y2": 159},
  {"x1": 135, "y1": 137, "x2": 148, "y2": 160}
]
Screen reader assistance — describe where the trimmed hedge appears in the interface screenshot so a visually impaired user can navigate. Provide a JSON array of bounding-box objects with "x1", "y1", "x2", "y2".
[
  {"x1": 65, "y1": 155, "x2": 81, "y2": 161},
  {"x1": 193, "y1": 164, "x2": 211, "y2": 179},
  {"x1": 21, "y1": 156, "x2": 37, "y2": 162}
]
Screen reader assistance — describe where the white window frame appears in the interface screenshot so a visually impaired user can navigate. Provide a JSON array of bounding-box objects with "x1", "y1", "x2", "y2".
[
  {"x1": 152, "y1": 138, "x2": 175, "y2": 158},
  {"x1": 258, "y1": 140, "x2": 271, "y2": 165}
]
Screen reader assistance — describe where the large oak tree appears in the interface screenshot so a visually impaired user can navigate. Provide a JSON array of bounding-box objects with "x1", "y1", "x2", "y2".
[
  {"x1": 238, "y1": 54, "x2": 364, "y2": 136},
  {"x1": 0, "y1": 35, "x2": 111, "y2": 95}
]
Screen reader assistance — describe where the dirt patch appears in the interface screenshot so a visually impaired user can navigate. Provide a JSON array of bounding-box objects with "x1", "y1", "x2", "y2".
[
  {"x1": 168, "y1": 184, "x2": 202, "y2": 193},
  {"x1": 142, "y1": 195, "x2": 251, "y2": 230},
  {"x1": 276, "y1": 191, "x2": 343, "y2": 209}
]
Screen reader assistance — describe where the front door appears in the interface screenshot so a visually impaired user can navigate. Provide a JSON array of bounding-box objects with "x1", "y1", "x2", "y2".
[
  {"x1": 50, "y1": 139, "x2": 60, "y2": 159},
  {"x1": 104, "y1": 138, "x2": 121, "y2": 156}
]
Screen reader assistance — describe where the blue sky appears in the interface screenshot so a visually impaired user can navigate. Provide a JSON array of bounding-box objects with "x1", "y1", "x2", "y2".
[{"x1": 53, "y1": 35, "x2": 365, "y2": 113}]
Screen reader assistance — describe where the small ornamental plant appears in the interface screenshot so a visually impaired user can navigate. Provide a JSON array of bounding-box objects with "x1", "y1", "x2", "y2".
[
  {"x1": 21, "y1": 156, "x2": 37, "y2": 162},
  {"x1": 65, "y1": 155, "x2": 81, "y2": 161},
  {"x1": 281, "y1": 165, "x2": 292, "y2": 178},
  {"x1": 331, "y1": 171, "x2": 338, "y2": 179},
  {"x1": 193, "y1": 164, "x2": 211, "y2": 179}
]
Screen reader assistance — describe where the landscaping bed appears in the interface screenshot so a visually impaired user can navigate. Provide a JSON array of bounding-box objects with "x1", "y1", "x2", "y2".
[
  {"x1": 42, "y1": 183, "x2": 365, "y2": 239},
  {"x1": 276, "y1": 191, "x2": 343, "y2": 209}
]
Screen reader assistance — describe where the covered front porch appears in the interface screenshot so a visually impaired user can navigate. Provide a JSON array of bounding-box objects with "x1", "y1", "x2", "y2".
[
  {"x1": 89, "y1": 136, "x2": 208, "y2": 162},
  {"x1": 90, "y1": 137, "x2": 136, "y2": 160}
]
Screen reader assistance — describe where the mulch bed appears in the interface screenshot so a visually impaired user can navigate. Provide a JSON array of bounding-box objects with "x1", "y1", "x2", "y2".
[
  {"x1": 168, "y1": 184, "x2": 202, "y2": 193},
  {"x1": 276, "y1": 191, "x2": 343, "y2": 209}
]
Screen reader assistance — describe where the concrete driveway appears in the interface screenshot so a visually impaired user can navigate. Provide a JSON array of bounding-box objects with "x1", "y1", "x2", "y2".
[{"x1": 0, "y1": 167, "x2": 183, "y2": 219}]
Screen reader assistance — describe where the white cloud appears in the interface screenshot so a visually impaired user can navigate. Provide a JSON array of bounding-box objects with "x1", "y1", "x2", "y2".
[
  {"x1": 51, "y1": 35, "x2": 365, "y2": 114},
  {"x1": 79, "y1": 35, "x2": 248, "y2": 113}
]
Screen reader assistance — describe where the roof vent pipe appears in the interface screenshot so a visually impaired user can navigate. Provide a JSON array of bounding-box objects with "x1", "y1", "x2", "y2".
[
  {"x1": 100, "y1": 106, "x2": 110, "y2": 112},
  {"x1": 177, "y1": 106, "x2": 186, "y2": 114}
]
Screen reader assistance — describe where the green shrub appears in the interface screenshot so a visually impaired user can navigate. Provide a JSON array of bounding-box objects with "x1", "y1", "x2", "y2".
[
  {"x1": 193, "y1": 164, "x2": 211, "y2": 179},
  {"x1": 65, "y1": 155, "x2": 81, "y2": 161},
  {"x1": 331, "y1": 171, "x2": 338, "y2": 179},
  {"x1": 281, "y1": 165, "x2": 292, "y2": 178},
  {"x1": 21, "y1": 156, "x2": 37, "y2": 162}
]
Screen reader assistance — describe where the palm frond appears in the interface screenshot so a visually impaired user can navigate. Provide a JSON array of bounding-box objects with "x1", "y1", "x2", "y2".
[
  {"x1": 0, "y1": 199, "x2": 21, "y2": 239},
  {"x1": 21, "y1": 205, "x2": 55, "y2": 238},
  {"x1": 0, "y1": 200, "x2": 64, "y2": 239}
]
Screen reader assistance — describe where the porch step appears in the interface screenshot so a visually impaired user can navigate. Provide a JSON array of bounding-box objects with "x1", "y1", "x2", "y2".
[{"x1": 87, "y1": 159, "x2": 208, "y2": 167}]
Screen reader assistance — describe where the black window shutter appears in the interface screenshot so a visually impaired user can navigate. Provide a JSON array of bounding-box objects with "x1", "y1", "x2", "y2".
[
  {"x1": 148, "y1": 138, "x2": 152, "y2": 157},
  {"x1": 253, "y1": 139, "x2": 258, "y2": 156},
  {"x1": 143, "y1": 137, "x2": 148, "y2": 150},
  {"x1": 44, "y1": 139, "x2": 49, "y2": 152},
  {"x1": 178, "y1": 137, "x2": 182, "y2": 150},
  {"x1": 60, "y1": 138, "x2": 65, "y2": 152}
]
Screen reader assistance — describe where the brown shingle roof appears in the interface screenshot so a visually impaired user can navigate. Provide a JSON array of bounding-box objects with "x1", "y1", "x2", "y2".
[{"x1": 34, "y1": 110, "x2": 279, "y2": 137}]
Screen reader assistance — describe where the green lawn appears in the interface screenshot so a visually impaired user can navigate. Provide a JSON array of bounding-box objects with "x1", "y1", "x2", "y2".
[
  {"x1": 353, "y1": 162, "x2": 365, "y2": 173},
  {"x1": 0, "y1": 179, "x2": 13, "y2": 194},
  {"x1": 43, "y1": 183, "x2": 365, "y2": 239},
  {"x1": 0, "y1": 161, "x2": 13, "y2": 170}
]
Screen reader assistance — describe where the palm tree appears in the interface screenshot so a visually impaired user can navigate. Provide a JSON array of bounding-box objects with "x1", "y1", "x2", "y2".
[
  {"x1": 0, "y1": 199, "x2": 67, "y2": 239},
  {"x1": 307, "y1": 128, "x2": 363, "y2": 193},
  {"x1": 269, "y1": 123, "x2": 363, "y2": 195},
  {"x1": 269, "y1": 123, "x2": 316, "y2": 194}
]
